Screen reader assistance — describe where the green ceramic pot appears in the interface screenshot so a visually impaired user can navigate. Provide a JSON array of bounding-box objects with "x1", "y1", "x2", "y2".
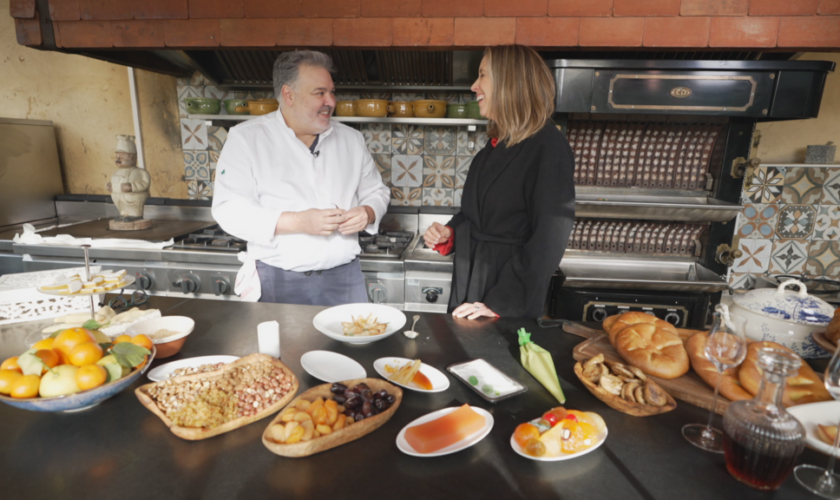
[
  {"x1": 184, "y1": 97, "x2": 221, "y2": 115},
  {"x1": 224, "y1": 99, "x2": 249, "y2": 115},
  {"x1": 446, "y1": 104, "x2": 467, "y2": 119},
  {"x1": 466, "y1": 100, "x2": 486, "y2": 120}
]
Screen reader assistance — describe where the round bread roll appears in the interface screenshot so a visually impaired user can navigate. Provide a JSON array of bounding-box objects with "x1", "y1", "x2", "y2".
[
  {"x1": 686, "y1": 332, "x2": 752, "y2": 402},
  {"x1": 738, "y1": 341, "x2": 832, "y2": 407},
  {"x1": 826, "y1": 308, "x2": 840, "y2": 345},
  {"x1": 602, "y1": 314, "x2": 620, "y2": 335},
  {"x1": 614, "y1": 323, "x2": 690, "y2": 379},
  {"x1": 608, "y1": 311, "x2": 678, "y2": 346}
]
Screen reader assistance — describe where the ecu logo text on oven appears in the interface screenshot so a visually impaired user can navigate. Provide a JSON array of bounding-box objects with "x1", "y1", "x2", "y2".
[{"x1": 670, "y1": 87, "x2": 692, "y2": 98}]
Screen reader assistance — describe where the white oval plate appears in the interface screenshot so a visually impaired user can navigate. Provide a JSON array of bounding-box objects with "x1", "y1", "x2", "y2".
[
  {"x1": 373, "y1": 357, "x2": 450, "y2": 393},
  {"x1": 312, "y1": 303, "x2": 406, "y2": 345},
  {"x1": 147, "y1": 355, "x2": 239, "y2": 382},
  {"x1": 396, "y1": 406, "x2": 494, "y2": 457},
  {"x1": 38, "y1": 275, "x2": 135, "y2": 296},
  {"x1": 788, "y1": 401, "x2": 840, "y2": 457},
  {"x1": 510, "y1": 426, "x2": 608, "y2": 461},
  {"x1": 300, "y1": 350, "x2": 366, "y2": 383}
]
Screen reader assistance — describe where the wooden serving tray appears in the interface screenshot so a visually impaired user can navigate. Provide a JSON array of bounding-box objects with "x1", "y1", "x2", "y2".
[
  {"x1": 262, "y1": 378, "x2": 402, "y2": 458},
  {"x1": 135, "y1": 353, "x2": 299, "y2": 441},
  {"x1": 573, "y1": 362, "x2": 677, "y2": 417},
  {"x1": 563, "y1": 322, "x2": 730, "y2": 415}
]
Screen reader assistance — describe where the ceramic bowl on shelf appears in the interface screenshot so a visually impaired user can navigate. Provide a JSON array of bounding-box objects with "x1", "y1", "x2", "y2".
[
  {"x1": 355, "y1": 99, "x2": 388, "y2": 117},
  {"x1": 446, "y1": 104, "x2": 468, "y2": 119},
  {"x1": 237, "y1": 99, "x2": 279, "y2": 116},
  {"x1": 336, "y1": 101, "x2": 356, "y2": 116},
  {"x1": 185, "y1": 98, "x2": 221, "y2": 115},
  {"x1": 127, "y1": 316, "x2": 195, "y2": 359},
  {"x1": 387, "y1": 101, "x2": 414, "y2": 117},
  {"x1": 223, "y1": 99, "x2": 249, "y2": 115},
  {"x1": 731, "y1": 279, "x2": 835, "y2": 359},
  {"x1": 466, "y1": 100, "x2": 485, "y2": 119},
  {"x1": 413, "y1": 100, "x2": 447, "y2": 118}
]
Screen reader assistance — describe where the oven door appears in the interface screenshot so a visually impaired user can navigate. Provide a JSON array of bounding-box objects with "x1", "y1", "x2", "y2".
[
  {"x1": 404, "y1": 271, "x2": 451, "y2": 313},
  {"x1": 362, "y1": 271, "x2": 404, "y2": 310}
]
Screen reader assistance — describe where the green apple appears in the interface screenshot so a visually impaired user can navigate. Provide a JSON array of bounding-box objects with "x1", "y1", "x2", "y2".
[{"x1": 39, "y1": 365, "x2": 81, "y2": 398}]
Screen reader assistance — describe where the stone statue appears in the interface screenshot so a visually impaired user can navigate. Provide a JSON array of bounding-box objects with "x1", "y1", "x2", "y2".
[{"x1": 107, "y1": 135, "x2": 152, "y2": 230}]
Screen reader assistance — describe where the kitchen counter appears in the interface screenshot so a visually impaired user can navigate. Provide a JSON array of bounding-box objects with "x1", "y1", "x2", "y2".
[{"x1": 0, "y1": 297, "x2": 831, "y2": 500}]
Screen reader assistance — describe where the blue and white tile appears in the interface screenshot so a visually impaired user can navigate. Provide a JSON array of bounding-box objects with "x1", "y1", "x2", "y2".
[
  {"x1": 187, "y1": 180, "x2": 212, "y2": 200},
  {"x1": 814, "y1": 205, "x2": 840, "y2": 241},
  {"x1": 768, "y1": 239, "x2": 809, "y2": 275},
  {"x1": 336, "y1": 92, "x2": 360, "y2": 101},
  {"x1": 457, "y1": 127, "x2": 488, "y2": 156},
  {"x1": 390, "y1": 187, "x2": 421, "y2": 207},
  {"x1": 729, "y1": 272, "x2": 756, "y2": 290},
  {"x1": 391, "y1": 92, "x2": 423, "y2": 102},
  {"x1": 781, "y1": 167, "x2": 827, "y2": 204},
  {"x1": 737, "y1": 204, "x2": 779, "y2": 240},
  {"x1": 821, "y1": 168, "x2": 840, "y2": 205},
  {"x1": 776, "y1": 204, "x2": 816, "y2": 239},
  {"x1": 422, "y1": 188, "x2": 454, "y2": 206},
  {"x1": 455, "y1": 156, "x2": 472, "y2": 188},
  {"x1": 422, "y1": 156, "x2": 456, "y2": 188},
  {"x1": 426, "y1": 92, "x2": 461, "y2": 104},
  {"x1": 207, "y1": 126, "x2": 228, "y2": 151},
  {"x1": 184, "y1": 152, "x2": 197, "y2": 181},
  {"x1": 391, "y1": 155, "x2": 423, "y2": 187},
  {"x1": 424, "y1": 126, "x2": 456, "y2": 155},
  {"x1": 372, "y1": 154, "x2": 391, "y2": 186},
  {"x1": 361, "y1": 123, "x2": 391, "y2": 154},
  {"x1": 203, "y1": 86, "x2": 236, "y2": 101},
  {"x1": 744, "y1": 166, "x2": 785, "y2": 204},
  {"x1": 731, "y1": 238, "x2": 772, "y2": 275},
  {"x1": 392, "y1": 125, "x2": 424, "y2": 155},
  {"x1": 180, "y1": 118, "x2": 208, "y2": 150}
]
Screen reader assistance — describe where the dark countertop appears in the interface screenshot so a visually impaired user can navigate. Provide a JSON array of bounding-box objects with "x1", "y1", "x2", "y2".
[{"x1": 0, "y1": 297, "x2": 830, "y2": 500}]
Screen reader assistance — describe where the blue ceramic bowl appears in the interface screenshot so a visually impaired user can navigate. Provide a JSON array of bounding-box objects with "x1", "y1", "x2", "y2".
[{"x1": 0, "y1": 347, "x2": 156, "y2": 412}]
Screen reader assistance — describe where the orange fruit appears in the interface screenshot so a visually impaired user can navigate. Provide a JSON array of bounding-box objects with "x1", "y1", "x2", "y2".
[
  {"x1": 76, "y1": 364, "x2": 107, "y2": 391},
  {"x1": 130, "y1": 334, "x2": 153, "y2": 351},
  {"x1": 514, "y1": 423, "x2": 541, "y2": 448},
  {"x1": 34, "y1": 349, "x2": 60, "y2": 373},
  {"x1": 0, "y1": 370, "x2": 22, "y2": 395},
  {"x1": 53, "y1": 328, "x2": 97, "y2": 364},
  {"x1": 10, "y1": 374, "x2": 40, "y2": 399},
  {"x1": 32, "y1": 338, "x2": 55, "y2": 351},
  {"x1": 68, "y1": 342, "x2": 103, "y2": 367},
  {"x1": 113, "y1": 335, "x2": 132, "y2": 345},
  {"x1": 0, "y1": 357, "x2": 22, "y2": 373}
]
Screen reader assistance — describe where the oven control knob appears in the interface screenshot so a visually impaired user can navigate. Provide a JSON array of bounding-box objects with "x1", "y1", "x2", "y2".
[
  {"x1": 422, "y1": 287, "x2": 443, "y2": 303},
  {"x1": 664, "y1": 312, "x2": 681, "y2": 326},
  {"x1": 368, "y1": 283, "x2": 386, "y2": 304},
  {"x1": 591, "y1": 308, "x2": 608, "y2": 322},
  {"x1": 135, "y1": 272, "x2": 154, "y2": 290},
  {"x1": 212, "y1": 277, "x2": 231, "y2": 296},
  {"x1": 172, "y1": 275, "x2": 201, "y2": 294}
]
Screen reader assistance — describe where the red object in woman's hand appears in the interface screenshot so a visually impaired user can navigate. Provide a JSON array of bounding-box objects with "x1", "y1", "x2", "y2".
[{"x1": 433, "y1": 236, "x2": 454, "y2": 256}]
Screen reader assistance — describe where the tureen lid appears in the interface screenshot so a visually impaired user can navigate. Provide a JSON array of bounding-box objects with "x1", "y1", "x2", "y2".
[{"x1": 732, "y1": 279, "x2": 835, "y2": 326}]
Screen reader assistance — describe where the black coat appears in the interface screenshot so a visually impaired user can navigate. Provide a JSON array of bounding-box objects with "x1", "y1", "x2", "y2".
[{"x1": 446, "y1": 121, "x2": 575, "y2": 318}]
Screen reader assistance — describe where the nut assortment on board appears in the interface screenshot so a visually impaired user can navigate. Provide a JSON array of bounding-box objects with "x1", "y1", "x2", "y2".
[
  {"x1": 582, "y1": 354, "x2": 668, "y2": 407},
  {"x1": 168, "y1": 362, "x2": 227, "y2": 379}
]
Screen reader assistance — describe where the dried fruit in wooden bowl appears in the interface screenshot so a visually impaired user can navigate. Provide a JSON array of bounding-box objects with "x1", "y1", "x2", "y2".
[{"x1": 574, "y1": 354, "x2": 677, "y2": 417}]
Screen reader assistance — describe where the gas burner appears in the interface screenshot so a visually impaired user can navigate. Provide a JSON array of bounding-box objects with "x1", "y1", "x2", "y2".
[
  {"x1": 171, "y1": 225, "x2": 247, "y2": 253},
  {"x1": 364, "y1": 244, "x2": 380, "y2": 253}
]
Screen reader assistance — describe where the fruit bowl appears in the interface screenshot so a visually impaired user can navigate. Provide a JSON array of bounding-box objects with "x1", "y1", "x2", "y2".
[
  {"x1": 0, "y1": 347, "x2": 156, "y2": 413},
  {"x1": 127, "y1": 316, "x2": 194, "y2": 359}
]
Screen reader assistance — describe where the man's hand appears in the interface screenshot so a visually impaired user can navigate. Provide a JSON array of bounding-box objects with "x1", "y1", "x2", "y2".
[
  {"x1": 276, "y1": 208, "x2": 345, "y2": 236},
  {"x1": 338, "y1": 206, "x2": 374, "y2": 235},
  {"x1": 424, "y1": 222, "x2": 452, "y2": 247}
]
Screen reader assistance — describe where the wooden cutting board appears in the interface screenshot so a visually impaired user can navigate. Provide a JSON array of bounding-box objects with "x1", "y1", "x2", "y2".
[{"x1": 563, "y1": 322, "x2": 730, "y2": 415}]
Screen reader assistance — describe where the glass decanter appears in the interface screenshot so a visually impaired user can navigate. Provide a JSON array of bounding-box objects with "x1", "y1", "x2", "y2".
[{"x1": 722, "y1": 347, "x2": 806, "y2": 491}]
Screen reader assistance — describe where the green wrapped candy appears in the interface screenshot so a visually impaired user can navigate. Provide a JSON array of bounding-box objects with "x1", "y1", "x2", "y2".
[{"x1": 518, "y1": 328, "x2": 566, "y2": 404}]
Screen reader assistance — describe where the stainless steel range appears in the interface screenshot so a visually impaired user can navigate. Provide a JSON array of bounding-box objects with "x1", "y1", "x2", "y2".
[
  {"x1": 357, "y1": 229, "x2": 414, "y2": 310},
  {"x1": 403, "y1": 235, "x2": 454, "y2": 313}
]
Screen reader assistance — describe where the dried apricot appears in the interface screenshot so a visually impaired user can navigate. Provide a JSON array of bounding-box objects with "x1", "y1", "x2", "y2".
[{"x1": 514, "y1": 423, "x2": 541, "y2": 448}]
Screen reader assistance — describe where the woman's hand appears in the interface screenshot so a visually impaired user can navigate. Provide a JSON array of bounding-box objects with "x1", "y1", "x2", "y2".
[
  {"x1": 452, "y1": 302, "x2": 497, "y2": 320},
  {"x1": 424, "y1": 222, "x2": 452, "y2": 247}
]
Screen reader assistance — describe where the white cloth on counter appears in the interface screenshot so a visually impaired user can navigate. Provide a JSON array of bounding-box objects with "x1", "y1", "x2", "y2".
[
  {"x1": 234, "y1": 252, "x2": 261, "y2": 302},
  {"x1": 13, "y1": 223, "x2": 173, "y2": 249},
  {"x1": 211, "y1": 110, "x2": 390, "y2": 273}
]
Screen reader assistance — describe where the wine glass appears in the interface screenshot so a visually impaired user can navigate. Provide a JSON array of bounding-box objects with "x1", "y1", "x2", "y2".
[
  {"x1": 683, "y1": 304, "x2": 748, "y2": 453},
  {"x1": 794, "y1": 342, "x2": 840, "y2": 499}
]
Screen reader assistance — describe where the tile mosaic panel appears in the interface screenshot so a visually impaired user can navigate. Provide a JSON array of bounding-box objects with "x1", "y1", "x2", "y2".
[
  {"x1": 737, "y1": 204, "x2": 779, "y2": 240},
  {"x1": 424, "y1": 126, "x2": 456, "y2": 155},
  {"x1": 423, "y1": 187, "x2": 454, "y2": 206},
  {"x1": 804, "y1": 241, "x2": 840, "y2": 277},
  {"x1": 456, "y1": 127, "x2": 488, "y2": 156},
  {"x1": 814, "y1": 205, "x2": 840, "y2": 240},
  {"x1": 768, "y1": 239, "x2": 809, "y2": 275},
  {"x1": 392, "y1": 125, "x2": 424, "y2": 155},
  {"x1": 207, "y1": 126, "x2": 228, "y2": 151},
  {"x1": 361, "y1": 124, "x2": 391, "y2": 154},
  {"x1": 180, "y1": 119, "x2": 208, "y2": 150},
  {"x1": 203, "y1": 86, "x2": 237, "y2": 101},
  {"x1": 776, "y1": 204, "x2": 816, "y2": 239},
  {"x1": 372, "y1": 154, "x2": 391, "y2": 186},
  {"x1": 184, "y1": 151, "x2": 210, "y2": 182},
  {"x1": 426, "y1": 92, "x2": 466, "y2": 104},
  {"x1": 187, "y1": 180, "x2": 212, "y2": 200},
  {"x1": 744, "y1": 166, "x2": 784, "y2": 203},
  {"x1": 335, "y1": 92, "x2": 360, "y2": 101},
  {"x1": 422, "y1": 156, "x2": 456, "y2": 188},
  {"x1": 390, "y1": 187, "x2": 421, "y2": 206},
  {"x1": 455, "y1": 156, "x2": 472, "y2": 189},
  {"x1": 391, "y1": 92, "x2": 424, "y2": 102},
  {"x1": 822, "y1": 168, "x2": 840, "y2": 205},
  {"x1": 360, "y1": 92, "x2": 391, "y2": 100},
  {"x1": 781, "y1": 167, "x2": 827, "y2": 204},
  {"x1": 177, "y1": 72, "x2": 205, "y2": 86},
  {"x1": 729, "y1": 272, "x2": 756, "y2": 289},
  {"x1": 391, "y1": 155, "x2": 423, "y2": 187},
  {"x1": 731, "y1": 238, "x2": 772, "y2": 275}
]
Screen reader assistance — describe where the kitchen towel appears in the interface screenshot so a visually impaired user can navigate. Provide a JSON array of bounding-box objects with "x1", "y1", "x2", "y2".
[
  {"x1": 234, "y1": 252, "x2": 261, "y2": 302},
  {"x1": 13, "y1": 223, "x2": 173, "y2": 249}
]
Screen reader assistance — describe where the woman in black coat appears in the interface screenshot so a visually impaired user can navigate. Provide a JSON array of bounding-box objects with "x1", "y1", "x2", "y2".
[{"x1": 424, "y1": 45, "x2": 575, "y2": 319}]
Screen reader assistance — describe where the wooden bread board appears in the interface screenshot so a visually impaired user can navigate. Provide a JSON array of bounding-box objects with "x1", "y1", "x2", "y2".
[
  {"x1": 262, "y1": 378, "x2": 402, "y2": 457},
  {"x1": 135, "y1": 353, "x2": 300, "y2": 440},
  {"x1": 564, "y1": 322, "x2": 730, "y2": 415}
]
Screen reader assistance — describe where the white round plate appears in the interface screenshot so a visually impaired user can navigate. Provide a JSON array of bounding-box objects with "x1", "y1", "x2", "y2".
[
  {"x1": 38, "y1": 275, "x2": 135, "y2": 296},
  {"x1": 788, "y1": 401, "x2": 840, "y2": 457},
  {"x1": 510, "y1": 427, "x2": 608, "y2": 461},
  {"x1": 147, "y1": 355, "x2": 239, "y2": 382},
  {"x1": 127, "y1": 316, "x2": 195, "y2": 344},
  {"x1": 300, "y1": 350, "x2": 366, "y2": 383},
  {"x1": 373, "y1": 357, "x2": 450, "y2": 393},
  {"x1": 312, "y1": 303, "x2": 406, "y2": 345},
  {"x1": 396, "y1": 406, "x2": 494, "y2": 457}
]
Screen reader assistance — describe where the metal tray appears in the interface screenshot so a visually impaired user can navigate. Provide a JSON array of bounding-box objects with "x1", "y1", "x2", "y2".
[
  {"x1": 575, "y1": 192, "x2": 742, "y2": 223},
  {"x1": 447, "y1": 359, "x2": 527, "y2": 403},
  {"x1": 559, "y1": 255, "x2": 729, "y2": 293}
]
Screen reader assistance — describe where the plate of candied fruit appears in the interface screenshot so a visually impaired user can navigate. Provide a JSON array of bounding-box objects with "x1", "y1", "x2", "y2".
[{"x1": 510, "y1": 407, "x2": 608, "y2": 461}]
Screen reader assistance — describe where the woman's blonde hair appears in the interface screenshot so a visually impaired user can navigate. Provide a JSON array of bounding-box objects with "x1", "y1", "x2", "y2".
[{"x1": 484, "y1": 45, "x2": 556, "y2": 147}]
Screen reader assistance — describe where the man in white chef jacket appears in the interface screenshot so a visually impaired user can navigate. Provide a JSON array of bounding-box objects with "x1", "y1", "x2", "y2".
[{"x1": 212, "y1": 51, "x2": 390, "y2": 305}]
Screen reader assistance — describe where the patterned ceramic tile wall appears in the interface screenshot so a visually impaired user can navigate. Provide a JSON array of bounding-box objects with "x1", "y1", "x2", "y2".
[
  {"x1": 730, "y1": 164, "x2": 840, "y2": 289},
  {"x1": 176, "y1": 72, "x2": 484, "y2": 205}
]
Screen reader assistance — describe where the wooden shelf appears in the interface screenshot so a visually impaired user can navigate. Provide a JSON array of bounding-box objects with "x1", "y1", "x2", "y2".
[{"x1": 190, "y1": 115, "x2": 488, "y2": 126}]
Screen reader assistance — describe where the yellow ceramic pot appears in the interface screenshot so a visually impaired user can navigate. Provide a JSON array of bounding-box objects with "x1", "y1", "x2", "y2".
[
  {"x1": 413, "y1": 100, "x2": 448, "y2": 119},
  {"x1": 355, "y1": 99, "x2": 389, "y2": 118},
  {"x1": 387, "y1": 101, "x2": 414, "y2": 118},
  {"x1": 236, "y1": 98, "x2": 279, "y2": 116},
  {"x1": 336, "y1": 101, "x2": 356, "y2": 117}
]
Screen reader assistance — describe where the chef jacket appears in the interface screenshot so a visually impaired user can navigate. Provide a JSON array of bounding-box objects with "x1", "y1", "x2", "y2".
[{"x1": 212, "y1": 111, "x2": 390, "y2": 272}]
